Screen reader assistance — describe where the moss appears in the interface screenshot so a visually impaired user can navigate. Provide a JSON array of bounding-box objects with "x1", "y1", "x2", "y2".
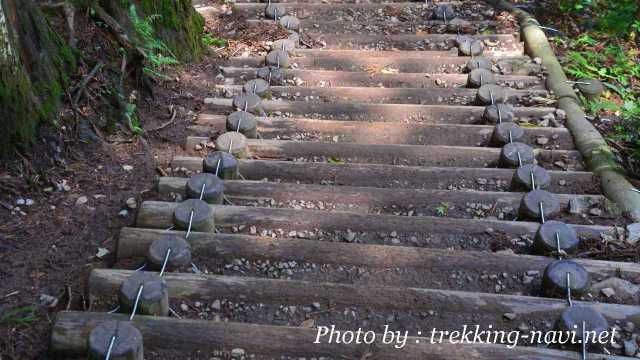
[
  {"x1": 0, "y1": 64, "x2": 42, "y2": 156},
  {"x1": 0, "y1": 0, "x2": 76, "y2": 157},
  {"x1": 126, "y1": 0, "x2": 205, "y2": 62}
]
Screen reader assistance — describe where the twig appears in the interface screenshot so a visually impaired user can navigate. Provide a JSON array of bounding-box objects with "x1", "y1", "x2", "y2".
[
  {"x1": 65, "y1": 286, "x2": 72, "y2": 310},
  {"x1": 147, "y1": 107, "x2": 177, "y2": 132},
  {"x1": 73, "y1": 61, "x2": 104, "y2": 105},
  {"x1": 91, "y1": 4, "x2": 147, "y2": 59}
]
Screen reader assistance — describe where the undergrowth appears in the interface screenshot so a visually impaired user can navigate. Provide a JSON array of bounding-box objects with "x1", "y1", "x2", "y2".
[
  {"x1": 550, "y1": 0, "x2": 640, "y2": 174},
  {"x1": 129, "y1": 4, "x2": 179, "y2": 80}
]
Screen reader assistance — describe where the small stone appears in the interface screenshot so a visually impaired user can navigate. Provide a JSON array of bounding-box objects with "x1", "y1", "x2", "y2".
[
  {"x1": 122, "y1": 165, "x2": 133, "y2": 171},
  {"x1": 624, "y1": 339, "x2": 638, "y2": 356},
  {"x1": 626, "y1": 223, "x2": 640, "y2": 245},
  {"x1": 75, "y1": 196, "x2": 88, "y2": 206},
  {"x1": 96, "y1": 247, "x2": 110, "y2": 259},
  {"x1": 600, "y1": 287, "x2": 615, "y2": 298},
  {"x1": 589, "y1": 208, "x2": 602, "y2": 216},
  {"x1": 343, "y1": 230, "x2": 356, "y2": 242},
  {"x1": 503, "y1": 313, "x2": 517, "y2": 321},
  {"x1": 125, "y1": 197, "x2": 137, "y2": 210},
  {"x1": 555, "y1": 109, "x2": 567, "y2": 120},
  {"x1": 39, "y1": 294, "x2": 58, "y2": 308},
  {"x1": 180, "y1": 303, "x2": 189, "y2": 311},
  {"x1": 231, "y1": 348, "x2": 245, "y2": 358},
  {"x1": 211, "y1": 299, "x2": 221, "y2": 311},
  {"x1": 536, "y1": 137, "x2": 549, "y2": 145},
  {"x1": 118, "y1": 209, "x2": 129, "y2": 218},
  {"x1": 569, "y1": 198, "x2": 591, "y2": 215},
  {"x1": 591, "y1": 278, "x2": 640, "y2": 302}
]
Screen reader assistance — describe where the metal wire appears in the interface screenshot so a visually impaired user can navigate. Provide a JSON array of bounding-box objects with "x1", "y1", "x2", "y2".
[
  {"x1": 538, "y1": 201, "x2": 546, "y2": 224},
  {"x1": 582, "y1": 321, "x2": 587, "y2": 359},
  {"x1": 159, "y1": 248, "x2": 172, "y2": 277},
  {"x1": 555, "y1": 232, "x2": 562, "y2": 259},
  {"x1": 497, "y1": 105, "x2": 502, "y2": 124},
  {"x1": 517, "y1": 152, "x2": 523, "y2": 167},
  {"x1": 215, "y1": 159, "x2": 222, "y2": 177},
  {"x1": 186, "y1": 209, "x2": 195, "y2": 239},
  {"x1": 566, "y1": 272, "x2": 573, "y2": 307},
  {"x1": 129, "y1": 284, "x2": 144, "y2": 321},
  {"x1": 530, "y1": 170, "x2": 536, "y2": 190},
  {"x1": 104, "y1": 335, "x2": 117, "y2": 360}
]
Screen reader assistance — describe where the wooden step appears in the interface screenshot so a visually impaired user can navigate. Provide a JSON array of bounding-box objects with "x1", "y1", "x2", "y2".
[
  {"x1": 52, "y1": 311, "x2": 633, "y2": 359},
  {"x1": 191, "y1": 114, "x2": 573, "y2": 149},
  {"x1": 219, "y1": 67, "x2": 545, "y2": 89},
  {"x1": 90, "y1": 269, "x2": 640, "y2": 326},
  {"x1": 203, "y1": 98, "x2": 557, "y2": 124},
  {"x1": 170, "y1": 158, "x2": 600, "y2": 194},
  {"x1": 136, "y1": 202, "x2": 611, "y2": 248},
  {"x1": 117, "y1": 227, "x2": 640, "y2": 280},
  {"x1": 214, "y1": 84, "x2": 549, "y2": 106},
  {"x1": 156, "y1": 178, "x2": 606, "y2": 221},
  {"x1": 184, "y1": 138, "x2": 584, "y2": 169},
  {"x1": 226, "y1": 51, "x2": 533, "y2": 73}
]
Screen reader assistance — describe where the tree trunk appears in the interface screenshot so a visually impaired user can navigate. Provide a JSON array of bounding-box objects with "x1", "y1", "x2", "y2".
[
  {"x1": 0, "y1": 0, "x2": 74, "y2": 157},
  {"x1": 94, "y1": 0, "x2": 205, "y2": 62},
  {"x1": 0, "y1": 0, "x2": 204, "y2": 157}
]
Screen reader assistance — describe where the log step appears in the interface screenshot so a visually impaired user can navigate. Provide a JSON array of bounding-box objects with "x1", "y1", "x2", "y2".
[
  {"x1": 190, "y1": 114, "x2": 573, "y2": 149},
  {"x1": 117, "y1": 228, "x2": 640, "y2": 281},
  {"x1": 232, "y1": 2, "x2": 499, "y2": 24},
  {"x1": 156, "y1": 178, "x2": 608, "y2": 222},
  {"x1": 135, "y1": 202, "x2": 611, "y2": 251},
  {"x1": 52, "y1": 311, "x2": 631, "y2": 359},
  {"x1": 203, "y1": 98, "x2": 556, "y2": 124},
  {"x1": 89, "y1": 269, "x2": 640, "y2": 328},
  {"x1": 219, "y1": 67, "x2": 545, "y2": 89},
  {"x1": 226, "y1": 52, "x2": 534, "y2": 73},
  {"x1": 214, "y1": 84, "x2": 550, "y2": 106},
  {"x1": 246, "y1": 18, "x2": 502, "y2": 32},
  {"x1": 170, "y1": 158, "x2": 599, "y2": 194},
  {"x1": 184, "y1": 138, "x2": 584, "y2": 169}
]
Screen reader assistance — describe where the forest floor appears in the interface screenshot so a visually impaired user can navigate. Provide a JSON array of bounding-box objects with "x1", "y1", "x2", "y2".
[{"x1": 0, "y1": 3, "x2": 278, "y2": 359}]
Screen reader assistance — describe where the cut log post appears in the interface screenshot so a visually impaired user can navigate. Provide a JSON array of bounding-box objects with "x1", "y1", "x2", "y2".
[{"x1": 51, "y1": 311, "x2": 633, "y2": 359}]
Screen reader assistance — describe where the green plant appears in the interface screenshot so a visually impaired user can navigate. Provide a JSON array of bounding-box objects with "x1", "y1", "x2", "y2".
[
  {"x1": 202, "y1": 33, "x2": 227, "y2": 47},
  {"x1": 435, "y1": 202, "x2": 449, "y2": 217},
  {"x1": 124, "y1": 101, "x2": 143, "y2": 136},
  {"x1": 1, "y1": 306, "x2": 37, "y2": 325},
  {"x1": 129, "y1": 5, "x2": 179, "y2": 79}
]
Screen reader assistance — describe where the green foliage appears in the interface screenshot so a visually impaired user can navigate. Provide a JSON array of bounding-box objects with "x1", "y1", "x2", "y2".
[
  {"x1": 562, "y1": 28, "x2": 640, "y2": 168},
  {"x1": 124, "y1": 100, "x2": 143, "y2": 136},
  {"x1": 556, "y1": 0, "x2": 638, "y2": 35},
  {"x1": 435, "y1": 202, "x2": 449, "y2": 217},
  {"x1": 201, "y1": 33, "x2": 227, "y2": 47},
  {"x1": 129, "y1": 4, "x2": 179, "y2": 79},
  {"x1": 0, "y1": 306, "x2": 37, "y2": 325}
]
